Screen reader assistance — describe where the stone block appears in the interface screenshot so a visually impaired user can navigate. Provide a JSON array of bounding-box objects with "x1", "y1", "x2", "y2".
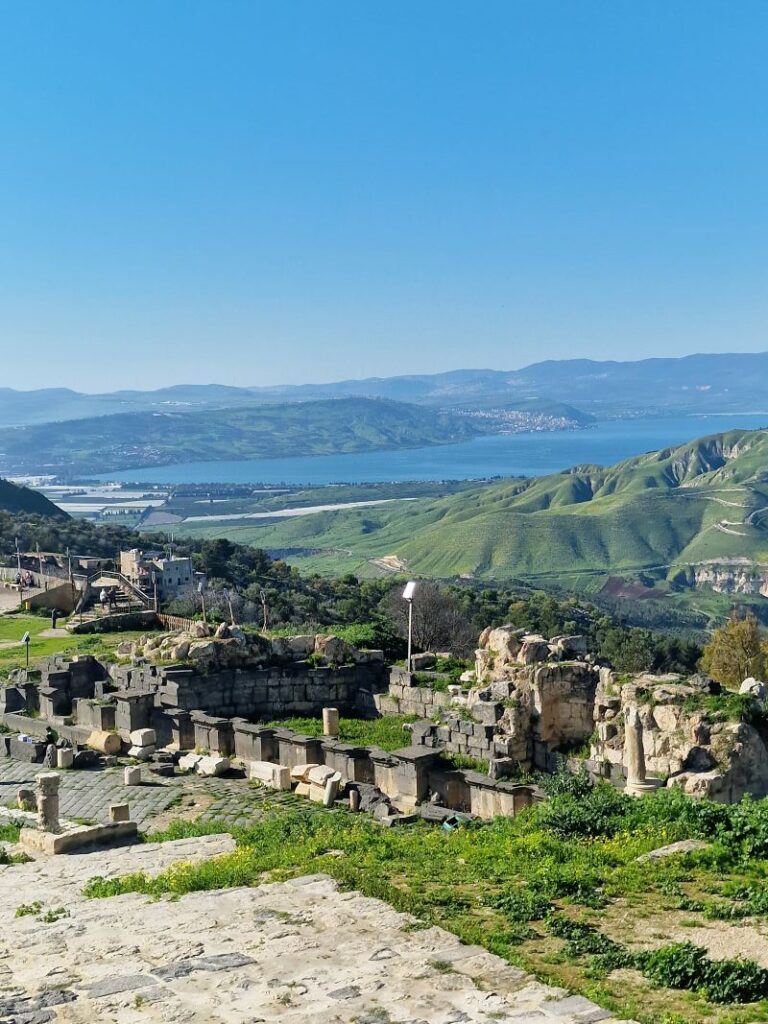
[
  {"x1": 178, "y1": 752, "x2": 203, "y2": 772},
  {"x1": 128, "y1": 744, "x2": 155, "y2": 761},
  {"x1": 109, "y1": 803, "x2": 130, "y2": 823},
  {"x1": 249, "y1": 760, "x2": 291, "y2": 790},
  {"x1": 124, "y1": 766, "x2": 142, "y2": 786},
  {"x1": 17, "y1": 787, "x2": 35, "y2": 811},
  {"x1": 323, "y1": 771, "x2": 342, "y2": 807},
  {"x1": 129, "y1": 728, "x2": 156, "y2": 747},
  {"x1": 295, "y1": 782, "x2": 310, "y2": 797},
  {"x1": 308, "y1": 783, "x2": 327, "y2": 803},
  {"x1": 307, "y1": 765, "x2": 336, "y2": 786},
  {"x1": 197, "y1": 755, "x2": 230, "y2": 777},
  {"x1": 290, "y1": 763, "x2": 318, "y2": 783},
  {"x1": 56, "y1": 747, "x2": 74, "y2": 769},
  {"x1": 19, "y1": 820, "x2": 138, "y2": 855}
]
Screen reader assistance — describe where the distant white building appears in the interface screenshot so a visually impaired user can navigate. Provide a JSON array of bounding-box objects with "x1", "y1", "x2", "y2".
[{"x1": 120, "y1": 548, "x2": 196, "y2": 601}]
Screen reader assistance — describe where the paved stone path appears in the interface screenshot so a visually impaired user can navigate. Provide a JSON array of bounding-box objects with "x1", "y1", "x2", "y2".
[
  {"x1": 0, "y1": 835, "x2": 636, "y2": 1024},
  {"x1": 0, "y1": 761, "x2": 178, "y2": 827},
  {"x1": 0, "y1": 759, "x2": 322, "y2": 830}
]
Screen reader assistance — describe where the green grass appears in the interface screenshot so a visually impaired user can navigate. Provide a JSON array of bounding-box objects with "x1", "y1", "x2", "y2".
[
  {"x1": 0, "y1": 615, "x2": 149, "y2": 673},
  {"x1": 84, "y1": 778, "x2": 768, "y2": 1024},
  {"x1": 262, "y1": 715, "x2": 419, "y2": 751}
]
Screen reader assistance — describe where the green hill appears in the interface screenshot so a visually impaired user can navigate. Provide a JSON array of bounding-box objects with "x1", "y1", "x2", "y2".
[
  {"x1": 0, "y1": 479, "x2": 67, "y2": 518},
  {"x1": 175, "y1": 428, "x2": 768, "y2": 588},
  {"x1": 0, "y1": 397, "x2": 483, "y2": 475}
]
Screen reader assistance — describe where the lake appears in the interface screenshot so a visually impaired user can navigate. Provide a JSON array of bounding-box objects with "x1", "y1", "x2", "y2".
[{"x1": 102, "y1": 414, "x2": 768, "y2": 486}]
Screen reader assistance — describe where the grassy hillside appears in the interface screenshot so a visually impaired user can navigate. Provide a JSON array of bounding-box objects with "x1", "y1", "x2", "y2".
[
  {"x1": 0, "y1": 397, "x2": 482, "y2": 475},
  {"x1": 0, "y1": 478, "x2": 67, "y2": 518},
  {"x1": 174, "y1": 428, "x2": 768, "y2": 588}
]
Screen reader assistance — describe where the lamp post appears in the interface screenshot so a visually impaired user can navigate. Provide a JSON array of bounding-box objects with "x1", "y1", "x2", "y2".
[
  {"x1": 198, "y1": 579, "x2": 207, "y2": 625},
  {"x1": 402, "y1": 580, "x2": 416, "y2": 672},
  {"x1": 21, "y1": 631, "x2": 30, "y2": 671}
]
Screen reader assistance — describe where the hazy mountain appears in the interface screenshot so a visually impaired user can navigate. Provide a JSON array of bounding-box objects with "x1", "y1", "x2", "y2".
[{"x1": 2, "y1": 351, "x2": 767, "y2": 427}]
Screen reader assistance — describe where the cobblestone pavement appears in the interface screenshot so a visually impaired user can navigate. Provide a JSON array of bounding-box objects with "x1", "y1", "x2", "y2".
[
  {"x1": 0, "y1": 836, "x2": 636, "y2": 1024},
  {"x1": 0, "y1": 758, "x2": 319, "y2": 830}
]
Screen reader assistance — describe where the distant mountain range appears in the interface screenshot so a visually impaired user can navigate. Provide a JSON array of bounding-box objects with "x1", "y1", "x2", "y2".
[
  {"x1": 202, "y1": 427, "x2": 768, "y2": 592},
  {"x1": 2, "y1": 351, "x2": 768, "y2": 427}
]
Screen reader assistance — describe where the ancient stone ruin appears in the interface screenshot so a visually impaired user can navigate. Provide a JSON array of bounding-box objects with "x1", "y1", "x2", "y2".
[{"x1": 1, "y1": 620, "x2": 767, "y2": 824}]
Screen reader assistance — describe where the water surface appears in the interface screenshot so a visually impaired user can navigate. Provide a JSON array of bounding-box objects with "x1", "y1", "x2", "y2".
[{"x1": 102, "y1": 414, "x2": 768, "y2": 485}]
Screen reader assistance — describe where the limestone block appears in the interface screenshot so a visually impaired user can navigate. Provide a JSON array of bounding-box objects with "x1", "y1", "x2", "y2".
[
  {"x1": 741, "y1": 677, "x2": 767, "y2": 701},
  {"x1": 197, "y1": 755, "x2": 230, "y2": 777},
  {"x1": 128, "y1": 745, "x2": 155, "y2": 761},
  {"x1": 307, "y1": 765, "x2": 336, "y2": 786},
  {"x1": 410, "y1": 653, "x2": 436, "y2": 671},
  {"x1": 286, "y1": 634, "x2": 315, "y2": 655},
  {"x1": 17, "y1": 788, "x2": 35, "y2": 812},
  {"x1": 323, "y1": 771, "x2": 342, "y2": 807},
  {"x1": 130, "y1": 728, "x2": 156, "y2": 747},
  {"x1": 295, "y1": 782, "x2": 310, "y2": 797},
  {"x1": 308, "y1": 783, "x2": 327, "y2": 803},
  {"x1": 249, "y1": 761, "x2": 291, "y2": 790},
  {"x1": 109, "y1": 803, "x2": 130, "y2": 823},
  {"x1": 124, "y1": 766, "x2": 142, "y2": 786},
  {"x1": 56, "y1": 748, "x2": 74, "y2": 770},
  {"x1": 178, "y1": 752, "x2": 203, "y2": 772},
  {"x1": 290, "y1": 763, "x2": 319, "y2": 783}
]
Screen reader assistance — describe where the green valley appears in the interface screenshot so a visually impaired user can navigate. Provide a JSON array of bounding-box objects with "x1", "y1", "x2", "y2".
[{"x1": 173, "y1": 428, "x2": 768, "y2": 605}]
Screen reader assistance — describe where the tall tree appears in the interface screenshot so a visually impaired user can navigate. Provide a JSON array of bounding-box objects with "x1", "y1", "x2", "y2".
[{"x1": 701, "y1": 612, "x2": 765, "y2": 688}]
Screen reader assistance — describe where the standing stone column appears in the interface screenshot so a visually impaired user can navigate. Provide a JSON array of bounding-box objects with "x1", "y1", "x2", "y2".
[
  {"x1": 322, "y1": 707, "x2": 340, "y2": 739},
  {"x1": 36, "y1": 772, "x2": 61, "y2": 832},
  {"x1": 624, "y1": 706, "x2": 657, "y2": 797}
]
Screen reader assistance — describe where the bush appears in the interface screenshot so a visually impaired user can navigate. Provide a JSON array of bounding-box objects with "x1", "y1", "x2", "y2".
[
  {"x1": 486, "y1": 885, "x2": 550, "y2": 922},
  {"x1": 639, "y1": 942, "x2": 709, "y2": 991},
  {"x1": 639, "y1": 942, "x2": 768, "y2": 1004},
  {"x1": 703, "y1": 956, "x2": 768, "y2": 1004},
  {"x1": 536, "y1": 781, "x2": 630, "y2": 839}
]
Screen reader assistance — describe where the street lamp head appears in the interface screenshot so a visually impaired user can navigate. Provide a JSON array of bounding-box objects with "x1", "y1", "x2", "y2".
[
  {"x1": 402, "y1": 581, "x2": 417, "y2": 602},
  {"x1": 21, "y1": 632, "x2": 30, "y2": 644}
]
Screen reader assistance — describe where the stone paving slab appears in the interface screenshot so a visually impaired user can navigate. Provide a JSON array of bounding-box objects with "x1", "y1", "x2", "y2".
[
  {"x1": 0, "y1": 837, "x2": 634, "y2": 1024},
  {"x1": 0, "y1": 757, "x2": 326, "y2": 832},
  {"x1": 0, "y1": 760, "x2": 178, "y2": 826}
]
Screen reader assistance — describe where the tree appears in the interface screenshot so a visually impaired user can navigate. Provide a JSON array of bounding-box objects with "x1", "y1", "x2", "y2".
[
  {"x1": 701, "y1": 612, "x2": 765, "y2": 688},
  {"x1": 381, "y1": 582, "x2": 476, "y2": 656}
]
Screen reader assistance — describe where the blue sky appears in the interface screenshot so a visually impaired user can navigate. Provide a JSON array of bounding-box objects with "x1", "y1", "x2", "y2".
[{"x1": 1, "y1": 1, "x2": 766, "y2": 391}]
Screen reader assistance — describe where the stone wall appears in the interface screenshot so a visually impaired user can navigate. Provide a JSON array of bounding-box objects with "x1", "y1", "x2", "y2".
[
  {"x1": 109, "y1": 660, "x2": 386, "y2": 723},
  {"x1": 383, "y1": 628, "x2": 599, "y2": 772}
]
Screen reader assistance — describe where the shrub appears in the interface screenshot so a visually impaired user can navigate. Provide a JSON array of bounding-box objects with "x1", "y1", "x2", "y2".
[
  {"x1": 486, "y1": 885, "x2": 551, "y2": 922},
  {"x1": 536, "y1": 781, "x2": 629, "y2": 839},
  {"x1": 639, "y1": 942, "x2": 709, "y2": 991}
]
